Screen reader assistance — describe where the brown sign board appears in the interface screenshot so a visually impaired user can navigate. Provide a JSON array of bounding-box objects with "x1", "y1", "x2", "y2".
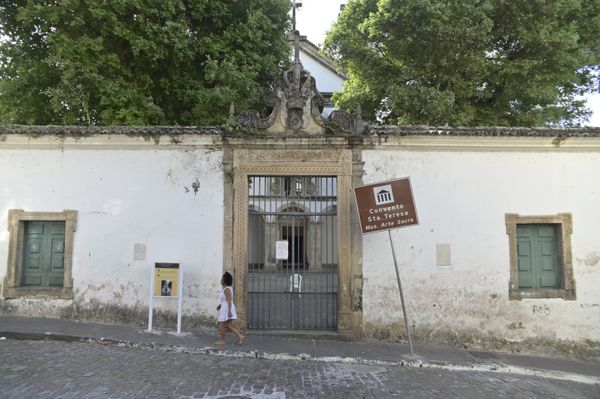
[{"x1": 354, "y1": 178, "x2": 419, "y2": 234}]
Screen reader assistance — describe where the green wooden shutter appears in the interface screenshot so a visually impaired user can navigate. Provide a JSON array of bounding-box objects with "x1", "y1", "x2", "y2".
[
  {"x1": 538, "y1": 225, "x2": 559, "y2": 287},
  {"x1": 22, "y1": 221, "x2": 65, "y2": 287},
  {"x1": 516, "y1": 224, "x2": 559, "y2": 289},
  {"x1": 517, "y1": 225, "x2": 535, "y2": 288}
]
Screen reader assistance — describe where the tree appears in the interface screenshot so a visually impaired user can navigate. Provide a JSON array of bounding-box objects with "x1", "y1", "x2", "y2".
[
  {"x1": 0, "y1": 0, "x2": 290, "y2": 125},
  {"x1": 324, "y1": 0, "x2": 600, "y2": 127}
]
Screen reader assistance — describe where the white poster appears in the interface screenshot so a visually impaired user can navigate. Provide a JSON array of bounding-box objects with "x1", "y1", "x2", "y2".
[{"x1": 275, "y1": 240, "x2": 289, "y2": 260}]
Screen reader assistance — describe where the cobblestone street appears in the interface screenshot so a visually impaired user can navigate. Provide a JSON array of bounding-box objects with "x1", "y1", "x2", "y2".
[{"x1": 1, "y1": 339, "x2": 598, "y2": 399}]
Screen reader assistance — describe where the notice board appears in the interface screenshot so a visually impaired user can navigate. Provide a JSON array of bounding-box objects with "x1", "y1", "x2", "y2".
[{"x1": 153, "y1": 263, "x2": 180, "y2": 297}]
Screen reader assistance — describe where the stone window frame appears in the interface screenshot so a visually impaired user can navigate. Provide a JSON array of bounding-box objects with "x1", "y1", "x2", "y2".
[
  {"x1": 3, "y1": 209, "x2": 77, "y2": 299},
  {"x1": 505, "y1": 213, "x2": 575, "y2": 300}
]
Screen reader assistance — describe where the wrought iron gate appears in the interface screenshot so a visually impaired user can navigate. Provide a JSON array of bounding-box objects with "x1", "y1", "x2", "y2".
[{"x1": 247, "y1": 176, "x2": 338, "y2": 330}]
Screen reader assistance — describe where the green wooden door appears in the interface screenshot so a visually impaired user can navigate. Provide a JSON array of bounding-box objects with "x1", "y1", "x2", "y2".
[
  {"x1": 517, "y1": 224, "x2": 559, "y2": 289},
  {"x1": 21, "y1": 221, "x2": 66, "y2": 287}
]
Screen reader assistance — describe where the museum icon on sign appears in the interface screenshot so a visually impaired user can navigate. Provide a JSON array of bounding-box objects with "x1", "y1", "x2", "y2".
[{"x1": 373, "y1": 184, "x2": 394, "y2": 205}]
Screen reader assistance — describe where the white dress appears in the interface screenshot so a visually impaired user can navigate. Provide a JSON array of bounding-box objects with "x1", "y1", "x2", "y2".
[{"x1": 218, "y1": 286, "x2": 237, "y2": 322}]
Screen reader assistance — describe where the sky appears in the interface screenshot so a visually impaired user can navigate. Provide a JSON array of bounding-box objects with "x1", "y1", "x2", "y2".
[{"x1": 294, "y1": 0, "x2": 600, "y2": 127}]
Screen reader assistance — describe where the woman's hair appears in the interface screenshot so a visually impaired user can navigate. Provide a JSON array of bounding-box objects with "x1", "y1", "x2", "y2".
[{"x1": 222, "y1": 271, "x2": 233, "y2": 286}]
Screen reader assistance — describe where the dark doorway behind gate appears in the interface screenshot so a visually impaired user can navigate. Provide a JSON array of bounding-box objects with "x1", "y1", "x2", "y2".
[{"x1": 247, "y1": 176, "x2": 338, "y2": 330}]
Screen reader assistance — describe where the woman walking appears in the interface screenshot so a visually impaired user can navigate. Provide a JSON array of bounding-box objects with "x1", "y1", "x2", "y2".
[{"x1": 216, "y1": 271, "x2": 244, "y2": 345}]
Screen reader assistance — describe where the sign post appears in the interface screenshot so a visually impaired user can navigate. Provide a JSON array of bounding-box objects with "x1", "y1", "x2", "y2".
[
  {"x1": 147, "y1": 262, "x2": 184, "y2": 334},
  {"x1": 387, "y1": 230, "x2": 414, "y2": 356},
  {"x1": 354, "y1": 178, "x2": 419, "y2": 356}
]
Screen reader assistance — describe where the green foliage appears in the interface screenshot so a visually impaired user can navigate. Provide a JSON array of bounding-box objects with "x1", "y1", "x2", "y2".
[
  {"x1": 325, "y1": 0, "x2": 600, "y2": 127},
  {"x1": 0, "y1": 0, "x2": 290, "y2": 125}
]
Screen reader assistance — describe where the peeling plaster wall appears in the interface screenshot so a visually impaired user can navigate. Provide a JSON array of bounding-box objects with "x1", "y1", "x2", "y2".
[
  {"x1": 361, "y1": 149, "x2": 600, "y2": 352},
  {"x1": 2, "y1": 127, "x2": 600, "y2": 355},
  {"x1": 0, "y1": 142, "x2": 224, "y2": 327}
]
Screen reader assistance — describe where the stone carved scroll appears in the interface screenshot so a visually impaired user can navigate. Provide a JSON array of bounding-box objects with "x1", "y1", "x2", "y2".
[{"x1": 232, "y1": 33, "x2": 364, "y2": 135}]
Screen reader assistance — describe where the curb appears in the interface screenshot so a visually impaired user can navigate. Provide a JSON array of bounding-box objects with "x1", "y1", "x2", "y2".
[{"x1": 2, "y1": 330, "x2": 600, "y2": 386}]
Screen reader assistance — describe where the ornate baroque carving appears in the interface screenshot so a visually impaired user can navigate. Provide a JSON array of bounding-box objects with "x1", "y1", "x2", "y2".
[
  {"x1": 232, "y1": 33, "x2": 363, "y2": 136},
  {"x1": 328, "y1": 109, "x2": 365, "y2": 135}
]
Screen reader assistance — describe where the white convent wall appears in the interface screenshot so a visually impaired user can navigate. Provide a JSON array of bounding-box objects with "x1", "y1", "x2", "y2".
[
  {"x1": 0, "y1": 145, "x2": 224, "y2": 322},
  {"x1": 361, "y1": 148, "x2": 600, "y2": 344},
  {"x1": 2, "y1": 131, "x2": 600, "y2": 348}
]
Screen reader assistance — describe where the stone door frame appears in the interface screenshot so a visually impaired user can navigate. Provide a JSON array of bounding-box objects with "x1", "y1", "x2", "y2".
[{"x1": 224, "y1": 148, "x2": 358, "y2": 335}]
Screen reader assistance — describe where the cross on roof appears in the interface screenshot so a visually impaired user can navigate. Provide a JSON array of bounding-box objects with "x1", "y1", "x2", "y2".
[
  {"x1": 292, "y1": 1, "x2": 302, "y2": 32},
  {"x1": 291, "y1": 1, "x2": 303, "y2": 62}
]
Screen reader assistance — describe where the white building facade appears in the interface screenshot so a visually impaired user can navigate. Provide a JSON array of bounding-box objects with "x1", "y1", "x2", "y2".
[
  {"x1": 1, "y1": 124, "x2": 599, "y2": 360},
  {"x1": 1, "y1": 46, "x2": 599, "y2": 359}
]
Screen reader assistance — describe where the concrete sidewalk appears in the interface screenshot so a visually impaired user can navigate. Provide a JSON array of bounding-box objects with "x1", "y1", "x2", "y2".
[{"x1": 1, "y1": 315, "x2": 599, "y2": 385}]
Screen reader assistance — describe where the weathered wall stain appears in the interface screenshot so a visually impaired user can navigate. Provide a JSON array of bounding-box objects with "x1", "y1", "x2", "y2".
[
  {"x1": 0, "y1": 296, "x2": 217, "y2": 330},
  {"x1": 584, "y1": 252, "x2": 600, "y2": 267},
  {"x1": 552, "y1": 135, "x2": 567, "y2": 147},
  {"x1": 61, "y1": 298, "x2": 216, "y2": 330},
  {"x1": 352, "y1": 287, "x2": 363, "y2": 311},
  {"x1": 0, "y1": 277, "x2": 222, "y2": 331},
  {"x1": 166, "y1": 169, "x2": 176, "y2": 184},
  {"x1": 580, "y1": 303, "x2": 600, "y2": 322},
  {"x1": 532, "y1": 304, "x2": 551, "y2": 316},
  {"x1": 364, "y1": 280, "x2": 600, "y2": 359},
  {"x1": 508, "y1": 322, "x2": 525, "y2": 330},
  {"x1": 192, "y1": 178, "x2": 200, "y2": 193},
  {"x1": 363, "y1": 321, "x2": 600, "y2": 361},
  {"x1": 185, "y1": 178, "x2": 201, "y2": 195}
]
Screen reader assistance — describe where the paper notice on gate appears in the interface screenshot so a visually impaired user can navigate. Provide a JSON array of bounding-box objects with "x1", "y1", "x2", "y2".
[{"x1": 275, "y1": 240, "x2": 289, "y2": 260}]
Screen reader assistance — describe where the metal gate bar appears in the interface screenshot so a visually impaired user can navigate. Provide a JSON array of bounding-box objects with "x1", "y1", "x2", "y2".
[{"x1": 247, "y1": 176, "x2": 338, "y2": 330}]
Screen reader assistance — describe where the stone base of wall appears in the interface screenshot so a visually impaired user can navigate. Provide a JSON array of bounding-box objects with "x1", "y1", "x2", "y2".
[
  {"x1": 3, "y1": 296, "x2": 598, "y2": 361},
  {"x1": 0, "y1": 298, "x2": 217, "y2": 331},
  {"x1": 363, "y1": 322, "x2": 600, "y2": 362}
]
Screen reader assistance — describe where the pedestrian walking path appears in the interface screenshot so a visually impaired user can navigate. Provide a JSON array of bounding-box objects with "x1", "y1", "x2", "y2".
[{"x1": 1, "y1": 315, "x2": 599, "y2": 385}]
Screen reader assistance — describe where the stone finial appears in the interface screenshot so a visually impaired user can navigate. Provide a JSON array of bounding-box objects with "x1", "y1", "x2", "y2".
[
  {"x1": 327, "y1": 105, "x2": 366, "y2": 135},
  {"x1": 355, "y1": 104, "x2": 365, "y2": 134}
]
